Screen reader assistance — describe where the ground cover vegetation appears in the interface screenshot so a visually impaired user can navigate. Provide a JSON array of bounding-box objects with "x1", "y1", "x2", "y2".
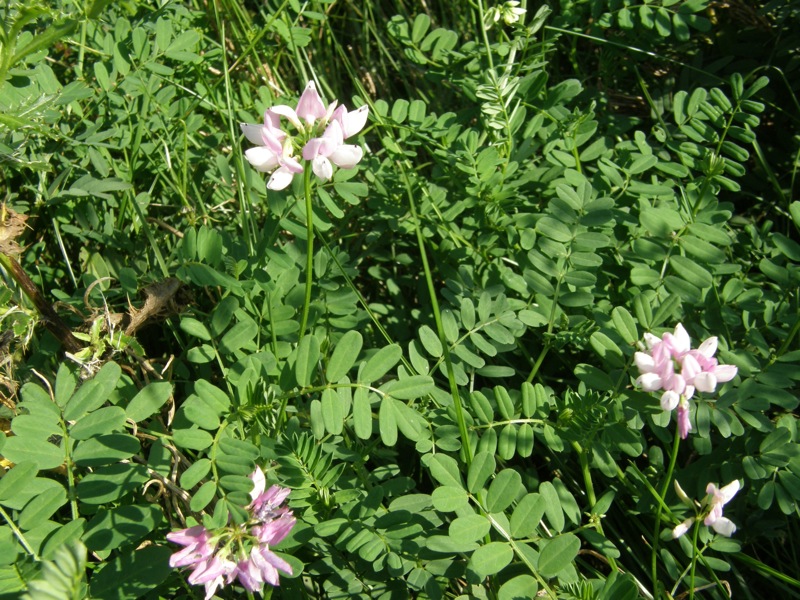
[{"x1": 0, "y1": 0, "x2": 799, "y2": 598}]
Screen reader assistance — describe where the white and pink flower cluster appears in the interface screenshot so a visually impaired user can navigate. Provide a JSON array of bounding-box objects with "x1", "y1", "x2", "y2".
[
  {"x1": 634, "y1": 324, "x2": 737, "y2": 439},
  {"x1": 167, "y1": 467, "x2": 295, "y2": 599},
  {"x1": 673, "y1": 479, "x2": 740, "y2": 539},
  {"x1": 241, "y1": 81, "x2": 369, "y2": 190}
]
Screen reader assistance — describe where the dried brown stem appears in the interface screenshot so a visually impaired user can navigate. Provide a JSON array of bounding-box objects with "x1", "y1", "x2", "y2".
[{"x1": 0, "y1": 253, "x2": 82, "y2": 353}]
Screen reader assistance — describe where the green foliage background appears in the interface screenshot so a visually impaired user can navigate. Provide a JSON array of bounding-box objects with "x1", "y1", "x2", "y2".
[{"x1": 1, "y1": 0, "x2": 800, "y2": 598}]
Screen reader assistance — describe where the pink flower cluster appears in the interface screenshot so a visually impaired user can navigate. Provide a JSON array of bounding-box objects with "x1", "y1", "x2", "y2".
[
  {"x1": 634, "y1": 324, "x2": 737, "y2": 438},
  {"x1": 672, "y1": 479, "x2": 740, "y2": 539},
  {"x1": 241, "y1": 81, "x2": 369, "y2": 190},
  {"x1": 167, "y1": 467, "x2": 295, "y2": 599}
]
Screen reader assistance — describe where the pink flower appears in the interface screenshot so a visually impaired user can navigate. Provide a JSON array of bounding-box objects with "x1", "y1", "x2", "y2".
[
  {"x1": 168, "y1": 467, "x2": 296, "y2": 597},
  {"x1": 241, "y1": 81, "x2": 368, "y2": 188},
  {"x1": 634, "y1": 324, "x2": 692, "y2": 403},
  {"x1": 249, "y1": 467, "x2": 292, "y2": 520},
  {"x1": 187, "y1": 555, "x2": 237, "y2": 600},
  {"x1": 252, "y1": 512, "x2": 296, "y2": 546},
  {"x1": 672, "y1": 479, "x2": 740, "y2": 539},
  {"x1": 704, "y1": 480, "x2": 740, "y2": 536},
  {"x1": 254, "y1": 545, "x2": 294, "y2": 584},
  {"x1": 240, "y1": 110, "x2": 303, "y2": 190},
  {"x1": 295, "y1": 80, "x2": 328, "y2": 125},
  {"x1": 331, "y1": 104, "x2": 369, "y2": 138},
  {"x1": 685, "y1": 338, "x2": 738, "y2": 394},
  {"x1": 238, "y1": 545, "x2": 294, "y2": 588},
  {"x1": 634, "y1": 324, "x2": 737, "y2": 439},
  {"x1": 302, "y1": 119, "x2": 364, "y2": 181},
  {"x1": 233, "y1": 557, "x2": 263, "y2": 592}
]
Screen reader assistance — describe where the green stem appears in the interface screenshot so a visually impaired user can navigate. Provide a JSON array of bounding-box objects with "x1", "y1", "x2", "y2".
[
  {"x1": 475, "y1": 0, "x2": 496, "y2": 73},
  {"x1": 403, "y1": 168, "x2": 473, "y2": 466},
  {"x1": 213, "y1": 5, "x2": 255, "y2": 254},
  {"x1": 526, "y1": 272, "x2": 562, "y2": 383},
  {"x1": 76, "y1": 19, "x2": 87, "y2": 79},
  {"x1": 777, "y1": 314, "x2": 800, "y2": 357},
  {"x1": 688, "y1": 519, "x2": 701, "y2": 600},
  {"x1": 0, "y1": 505, "x2": 37, "y2": 559},
  {"x1": 127, "y1": 190, "x2": 169, "y2": 278},
  {"x1": 60, "y1": 419, "x2": 79, "y2": 521},
  {"x1": 573, "y1": 441, "x2": 619, "y2": 573},
  {"x1": 574, "y1": 442, "x2": 597, "y2": 507},
  {"x1": 651, "y1": 426, "x2": 682, "y2": 599},
  {"x1": 299, "y1": 165, "x2": 315, "y2": 337},
  {"x1": 525, "y1": 343, "x2": 549, "y2": 383},
  {"x1": 733, "y1": 551, "x2": 800, "y2": 588}
]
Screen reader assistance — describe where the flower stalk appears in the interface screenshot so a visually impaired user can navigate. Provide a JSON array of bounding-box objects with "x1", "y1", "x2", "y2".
[
  {"x1": 239, "y1": 81, "x2": 369, "y2": 337},
  {"x1": 300, "y1": 164, "x2": 315, "y2": 337}
]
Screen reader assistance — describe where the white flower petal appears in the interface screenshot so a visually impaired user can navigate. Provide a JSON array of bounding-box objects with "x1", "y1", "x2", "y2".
[
  {"x1": 340, "y1": 105, "x2": 369, "y2": 138},
  {"x1": 660, "y1": 390, "x2": 680, "y2": 411},
  {"x1": 241, "y1": 123, "x2": 266, "y2": 145},
  {"x1": 244, "y1": 147, "x2": 280, "y2": 172},
  {"x1": 672, "y1": 517, "x2": 695, "y2": 539},
  {"x1": 271, "y1": 104, "x2": 302, "y2": 130},
  {"x1": 673, "y1": 323, "x2": 691, "y2": 353},
  {"x1": 674, "y1": 480, "x2": 693, "y2": 506},
  {"x1": 312, "y1": 156, "x2": 333, "y2": 181},
  {"x1": 643, "y1": 333, "x2": 660, "y2": 349},
  {"x1": 693, "y1": 372, "x2": 716, "y2": 393},
  {"x1": 681, "y1": 353, "x2": 702, "y2": 380},
  {"x1": 633, "y1": 351, "x2": 656, "y2": 372},
  {"x1": 329, "y1": 144, "x2": 363, "y2": 169},
  {"x1": 713, "y1": 364, "x2": 738, "y2": 383},
  {"x1": 711, "y1": 516, "x2": 737, "y2": 537},
  {"x1": 636, "y1": 372, "x2": 663, "y2": 392},
  {"x1": 249, "y1": 466, "x2": 266, "y2": 502},
  {"x1": 267, "y1": 167, "x2": 296, "y2": 190},
  {"x1": 719, "y1": 480, "x2": 740, "y2": 503},
  {"x1": 697, "y1": 336, "x2": 718, "y2": 358}
]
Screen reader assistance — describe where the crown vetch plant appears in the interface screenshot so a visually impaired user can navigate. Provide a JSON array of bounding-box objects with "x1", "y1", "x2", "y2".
[
  {"x1": 3, "y1": 1, "x2": 800, "y2": 600},
  {"x1": 239, "y1": 79, "x2": 369, "y2": 336}
]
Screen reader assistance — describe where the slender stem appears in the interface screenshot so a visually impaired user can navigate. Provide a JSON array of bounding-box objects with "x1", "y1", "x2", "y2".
[
  {"x1": 651, "y1": 426, "x2": 682, "y2": 599},
  {"x1": 214, "y1": 4, "x2": 255, "y2": 254},
  {"x1": 299, "y1": 165, "x2": 315, "y2": 337},
  {"x1": 76, "y1": 19, "x2": 87, "y2": 79},
  {"x1": 127, "y1": 189, "x2": 169, "y2": 278},
  {"x1": 574, "y1": 442, "x2": 597, "y2": 506},
  {"x1": 51, "y1": 217, "x2": 77, "y2": 289},
  {"x1": 732, "y1": 551, "x2": 800, "y2": 588},
  {"x1": 574, "y1": 441, "x2": 619, "y2": 572},
  {"x1": 526, "y1": 272, "x2": 562, "y2": 383},
  {"x1": 688, "y1": 519, "x2": 701, "y2": 600},
  {"x1": 0, "y1": 253, "x2": 83, "y2": 353},
  {"x1": 777, "y1": 315, "x2": 800, "y2": 357},
  {"x1": 475, "y1": 0, "x2": 496, "y2": 73},
  {"x1": 61, "y1": 419, "x2": 79, "y2": 520},
  {"x1": 0, "y1": 505, "x2": 37, "y2": 559},
  {"x1": 525, "y1": 343, "x2": 549, "y2": 383},
  {"x1": 402, "y1": 169, "x2": 473, "y2": 466}
]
